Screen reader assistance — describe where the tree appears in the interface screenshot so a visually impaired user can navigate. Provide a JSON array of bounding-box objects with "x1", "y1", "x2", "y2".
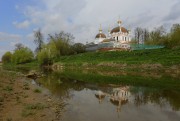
[
  {"x1": 48, "y1": 31, "x2": 75, "y2": 56},
  {"x1": 168, "y1": 24, "x2": 180, "y2": 48},
  {"x1": 143, "y1": 29, "x2": 150, "y2": 43},
  {"x1": 146, "y1": 26, "x2": 166, "y2": 45},
  {"x1": 15, "y1": 43, "x2": 24, "y2": 50},
  {"x1": 72, "y1": 43, "x2": 86, "y2": 54},
  {"x1": 37, "y1": 42, "x2": 59, "y2": 65},
  {"x1": 11, "y1": 47, "x2": 34, "y2": 64},
  {"x1": 134, "y1": 27, "x2": 143, "y2": 44},
  {"x1": 2, "y1": 51, "x2": 12, "y2": 64},
  {"x1": 34, "y1": 29, "x2": 44, "y2": 52}
]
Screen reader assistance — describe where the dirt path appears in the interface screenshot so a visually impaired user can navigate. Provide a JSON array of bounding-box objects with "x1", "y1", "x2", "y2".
[{"x1": 0, "y1": 69, "x2": 65, "y2": 121}]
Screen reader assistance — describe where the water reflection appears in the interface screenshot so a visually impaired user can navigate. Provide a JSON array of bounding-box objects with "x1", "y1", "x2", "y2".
[
  {"x1": 34, "y1": 70, "x2": 180, "y2": 121},
  {"x1": 95, "y1": 86, "x2": 130, "y2": 112}
]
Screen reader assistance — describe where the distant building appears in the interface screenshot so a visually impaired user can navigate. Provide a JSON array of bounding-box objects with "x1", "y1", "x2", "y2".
[
  {"x1": 86, "y1": 19, "x2": 132, "y2": 51},
  {"x1": 86, "y1": 19, "x2": 165, "y2": 51}
]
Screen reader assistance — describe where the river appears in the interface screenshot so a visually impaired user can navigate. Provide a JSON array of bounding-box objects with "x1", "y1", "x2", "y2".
[{"x1": 29, "y1": 69, "x2": 180, "y2": 121}]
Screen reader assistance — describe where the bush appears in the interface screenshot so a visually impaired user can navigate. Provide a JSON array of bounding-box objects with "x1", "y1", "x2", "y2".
[
  {"x1": 11, "y1": 47, "x2": 34, "y2": 64},
  {"x1": 72, "y1": 43, "x2": 86, "y2": 54},
  {"x1": 2, "y1": 51, "x2": 12, "y2": 64},
  {"x1": 37, "y1": 42, "x2": 59, "y2": 65},
  {"x1": 37, "y1": 49, "x2": 50, "y2": 65}
]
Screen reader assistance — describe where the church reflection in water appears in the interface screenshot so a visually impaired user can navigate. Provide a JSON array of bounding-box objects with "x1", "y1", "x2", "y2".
[{"x1": 95, "y1": 86, "x2": 130, "y2": 112}]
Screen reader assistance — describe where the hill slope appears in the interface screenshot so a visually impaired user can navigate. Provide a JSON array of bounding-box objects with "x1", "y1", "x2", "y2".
[{"x1": 55, "y1": 48, "x2": 180, "y2": 66}]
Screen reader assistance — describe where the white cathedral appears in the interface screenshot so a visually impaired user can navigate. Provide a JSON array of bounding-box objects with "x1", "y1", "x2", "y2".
[{"x1": 87, "y1": 19, "x2": 132, "y2": 51}]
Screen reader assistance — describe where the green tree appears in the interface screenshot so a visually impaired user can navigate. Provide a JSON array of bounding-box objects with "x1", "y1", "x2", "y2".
[
  {"x1": 168, "y1": 24, "x2": 180, "y2": 48},
  {"x1": 34, "y1": 29, "x2": 44, "y2": 52},
  {"x1": 146, "y1": 26, "x2": 166, "y2": 45},
  {"x1": 11, "y1": 47, "x2": 34, "y2": 64},
  {"x1": 72, "y1": 43, "x2": 86, "y2": 54},
  {"x1": 48, "y1": 31, "x2": 74, "y2": 56},
  {"x1": 37, "y1": 42, "x2": 59, "y2": 65},
  {"x1": 2, "y1": 51, "x2": 12, "y2": 64}
]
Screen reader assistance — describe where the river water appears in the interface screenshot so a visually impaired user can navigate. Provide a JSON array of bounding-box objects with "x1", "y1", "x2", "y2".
[{"x1": 33, "y1": 69, "x2": 180, "y2": 121}]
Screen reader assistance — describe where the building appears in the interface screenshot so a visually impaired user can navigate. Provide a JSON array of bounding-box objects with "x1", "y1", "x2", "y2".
[
  {"x1": 86, "y1": 19, "x2": 165, "y2": 51},
  {"x1": 86, "y1": 19, "x2": 132, "y2": 51}
]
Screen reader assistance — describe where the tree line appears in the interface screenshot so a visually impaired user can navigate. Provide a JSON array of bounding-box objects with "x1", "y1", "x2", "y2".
[
  {"x1": 1, "y1": 24, "x2": 180, "y2": 66},
  {"x1": 133, "y1": 24, "x2": 180, "y2": 48},
  {"x1": 2, "y1": 30, "x2": 86, "y2": 65}
]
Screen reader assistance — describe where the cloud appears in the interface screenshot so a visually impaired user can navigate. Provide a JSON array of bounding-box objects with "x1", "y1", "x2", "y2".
[
  {"x1": 13, "y1": 20, "x2": 30, "y2": 29},
  {"x1": 25, "y1": 33, "x2": 34, "y2": 41},
  {"x1": 164, "y1": 0, "x2": 180, "y2": 22},
  {"x1": 0, "y1": 32, "x2": 22, "y2": 42},
  {"x1": 0, "y1": 32, "x2": 22, "y2": 59},
  {"x1": 16, "y1": 0, "x2": 180, "y2": 43}
]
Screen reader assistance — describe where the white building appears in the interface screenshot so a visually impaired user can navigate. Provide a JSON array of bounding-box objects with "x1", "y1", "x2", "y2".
[{"x1": 94, "y1": 19, "x2": 132, "y2": 50}]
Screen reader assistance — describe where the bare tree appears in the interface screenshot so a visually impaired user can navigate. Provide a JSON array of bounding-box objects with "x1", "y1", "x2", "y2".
[
  {"x1": 143, "y1": 29, "x2": 149, "y2": 43},
  {"x1": 15, "y1": 43, "x2": 24, "y2": 50},
  {"x1": 34, "y1": 29, "x2": 44, "y2": 52},
  {"x1": 134, "y1": 27, "x2": 143, "y2": 44},
  {"x1": 149, "y1": 26, "x2": 166, "y2": 44}
]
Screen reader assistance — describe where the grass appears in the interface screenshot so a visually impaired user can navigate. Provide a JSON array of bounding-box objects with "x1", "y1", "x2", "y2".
[
  {"x1": 55, "y1": 48, "x2": 180, "y2": 66},
  {"x1": 6, "y1": 118, "x2": 12, "y2": 121},
  {"x1": 23, "y1": 82, "x2": 30, "y2": 90},
  {"x1": 22, "y1": 103, "x2": 45, "y2": 117},
  {"x1": 33, "y1": 88, "x2": 42, "y2": 93},
  {"x1": 2, "y1": 60, "x2": 39, "y2": 73},
  {"x1": 25, "y1": 103, "x2": 45, "y2": 110},
  {"x1": 21, "y1": 109, "x2": 35, "y2": 117},
  {"x1": 3, "y1": 86, "x2": 13, "y2": 92}
]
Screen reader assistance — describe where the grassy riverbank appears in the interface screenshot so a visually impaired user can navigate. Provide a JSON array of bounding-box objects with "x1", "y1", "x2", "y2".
[
  {"x1": 54, "y1": 48, "x2": 180, "y2": 66},
  {"x1": 2, "y1": 48, "x2": 180, "y2": 69},
  {"x1": 2, "y1": 60, "x2": 39, "y2": 72}
]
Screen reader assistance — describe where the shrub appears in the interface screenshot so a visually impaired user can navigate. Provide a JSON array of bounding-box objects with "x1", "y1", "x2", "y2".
[
  {"x1": 2, "y1": 51, "x2": 12, "y2": 64},
  {"x1": 33, "y1": 88, "x2": 42, "y2": 93},
  {"x1": 11, "y1": 47, "x2": 34, "y2": 64}
]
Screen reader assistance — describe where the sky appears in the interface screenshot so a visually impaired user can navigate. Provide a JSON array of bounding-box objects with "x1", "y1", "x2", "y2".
[{"x1": 0, "y1": 0, "x2": 180, "y2": 59}]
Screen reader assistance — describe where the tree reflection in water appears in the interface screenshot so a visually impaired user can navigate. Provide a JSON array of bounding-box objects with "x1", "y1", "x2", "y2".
[{"x1": 36, "y1": 70, "x2": 180, "y2": 114}]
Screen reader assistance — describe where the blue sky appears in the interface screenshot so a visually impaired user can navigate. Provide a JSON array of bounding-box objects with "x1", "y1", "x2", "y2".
[{"x1": 0, "y1": 0, "x2": 180, "y2": 59}]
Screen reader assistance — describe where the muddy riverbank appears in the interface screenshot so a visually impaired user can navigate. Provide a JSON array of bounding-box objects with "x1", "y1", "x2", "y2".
[{"x1": 0, "y1": 69, "x2": 65, "y2": 121}]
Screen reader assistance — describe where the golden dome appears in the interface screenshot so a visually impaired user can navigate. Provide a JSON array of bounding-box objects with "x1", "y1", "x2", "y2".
[
  {"x1": 110, "y1": 27, "x2": 128, "y2": 34},
  {"x1": 95, "y1": 33, "x2": 106, "y2": 38}
]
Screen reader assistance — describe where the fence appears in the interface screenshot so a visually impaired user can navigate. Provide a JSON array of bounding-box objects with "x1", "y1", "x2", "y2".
[{"x1": 130, "y1": 44, "x2": 165, "y2": 50}]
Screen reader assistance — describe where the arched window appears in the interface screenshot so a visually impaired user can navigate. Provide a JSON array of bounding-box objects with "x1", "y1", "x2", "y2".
[{"x1": 117, "y1": 36, "x2": 118, "y2": 41}]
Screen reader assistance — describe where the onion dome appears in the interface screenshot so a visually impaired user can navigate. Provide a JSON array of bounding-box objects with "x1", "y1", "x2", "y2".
[
  {"x1": 95, "y1": 33, "x2": 106, "y2": 39},
  {"x1": 110, "y1": 27, "x2": 128, "y2": 34},
  {"x1": 95, "y1": 24, "x2": 106, "y2": 38}
]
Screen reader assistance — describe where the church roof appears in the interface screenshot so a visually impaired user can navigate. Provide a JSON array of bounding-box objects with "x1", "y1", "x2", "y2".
[
  {"x1": 95, "y1": 33, "x2": 106, "y2": 39},
  {"x1": 101, "y1": 38, "x2": 115, "y2": 43},
  {"x1": 110, "y1": 27, "x2": 128, "y2": 34}
]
